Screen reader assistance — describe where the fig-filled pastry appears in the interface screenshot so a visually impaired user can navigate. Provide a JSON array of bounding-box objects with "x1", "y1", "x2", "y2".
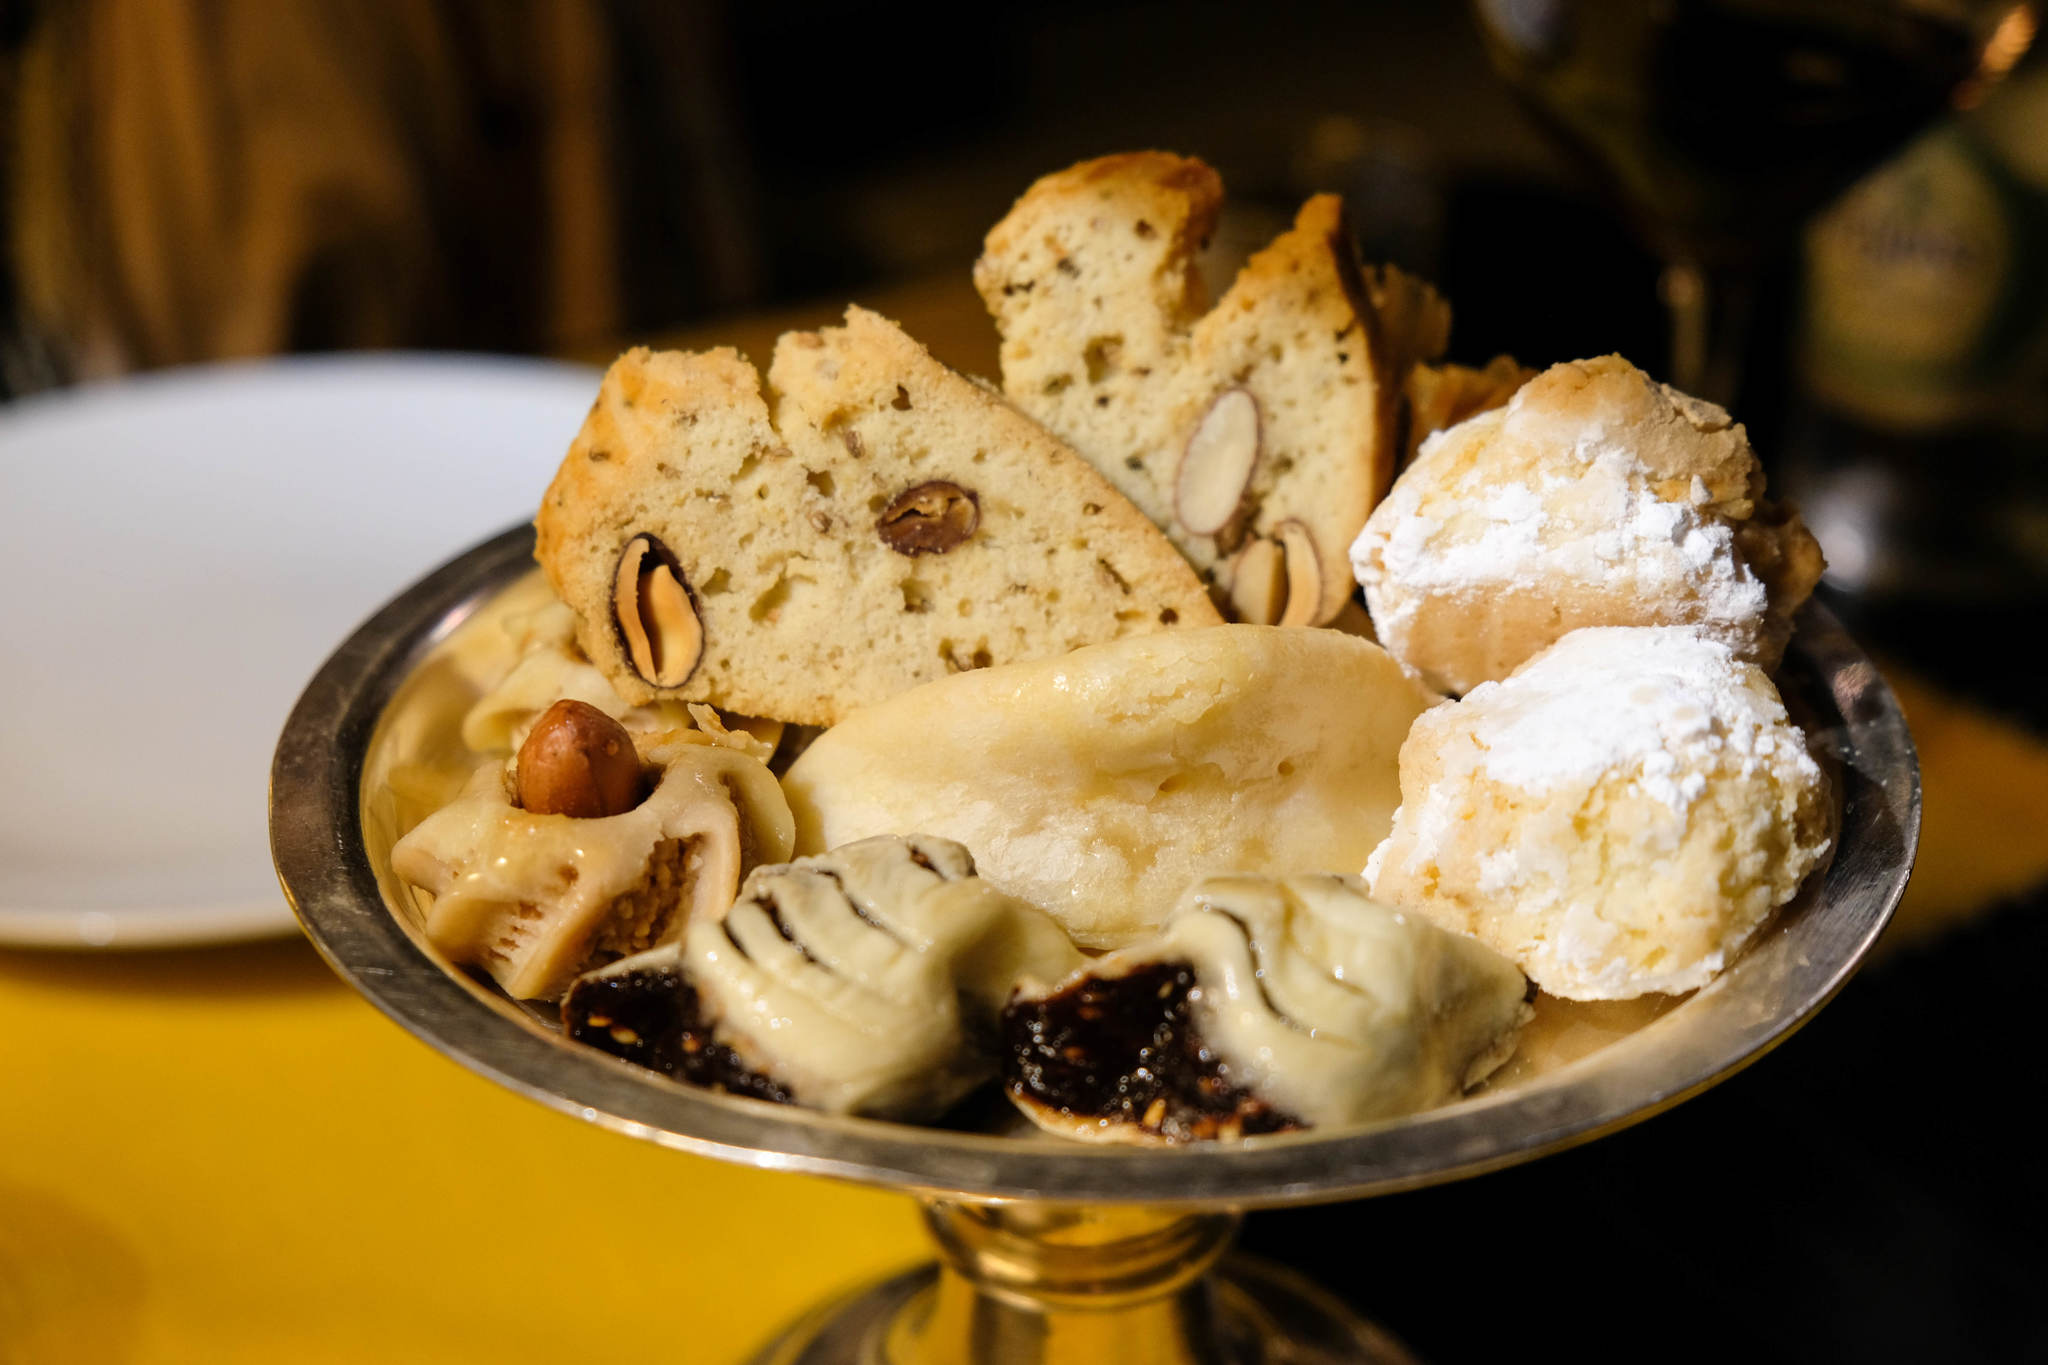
[
  {"x1": 391, "y1": 705, "x2": 794, "y2": 1002},
  {"x1": 562, "y1": 834, "x2": 1083, "y2": 1121},
  {"x1": 1002, "y1": 873, "x2": 1531, "y2": 1143}
]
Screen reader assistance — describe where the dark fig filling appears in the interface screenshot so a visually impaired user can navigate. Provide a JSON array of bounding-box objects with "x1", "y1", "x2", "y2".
[
  {"x1": 1001, "y1": 960, "x2": 1303, "y2": 1141},
  {"x1": 562, "y1": 965, "x2": 792, "y2": 1106}
]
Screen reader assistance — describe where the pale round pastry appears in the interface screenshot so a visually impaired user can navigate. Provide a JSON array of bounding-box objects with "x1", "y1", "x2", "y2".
[
  {"x1": 1364, "y1": 626, "x2": 1834, "y2": 1000},
  {"x1": 1350, "y1": 354, "x2": 1824, "y2": 696},
  {"x1": 781, "y1": 624, "x2": 1439, "y2": 949}
]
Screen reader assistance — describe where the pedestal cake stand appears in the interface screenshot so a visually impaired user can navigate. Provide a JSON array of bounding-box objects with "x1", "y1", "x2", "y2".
[{"x1": 271, "y1": 526, "x2": 1919, "y2": 1365}]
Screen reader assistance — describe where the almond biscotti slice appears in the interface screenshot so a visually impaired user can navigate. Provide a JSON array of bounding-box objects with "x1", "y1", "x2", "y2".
[
  {"x1": 534, "y1": 308, "x2": 1219, "y2": 727},
  {"x1": 972, "y1": 151, "x2": 1223, "y2": 531},
  {"x1": 974, "y1": 152, "x2": 1448, "y2": 627}
]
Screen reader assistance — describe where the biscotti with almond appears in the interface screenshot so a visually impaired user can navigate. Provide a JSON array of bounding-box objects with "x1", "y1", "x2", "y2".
[
  {"x1": 974, "y1": 151, "x2": 1448, "y2": 627},
  {"x1": 534, "y1": 307, "x2": 1220, "y2": 727}
]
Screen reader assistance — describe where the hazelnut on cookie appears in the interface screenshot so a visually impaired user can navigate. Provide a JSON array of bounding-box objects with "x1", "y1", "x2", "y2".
[{"x1": 391, "y1": 719, "x2": 795, "y2": 1001}]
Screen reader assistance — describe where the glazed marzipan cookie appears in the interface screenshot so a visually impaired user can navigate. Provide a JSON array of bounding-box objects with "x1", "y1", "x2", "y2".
[
  {"x1": 975, "y1": 151, "x2": 1449, "y2": 626},
  {"x1": 534, "y1": 306, "x2": 1218, "y2": 727},
  {"x1": 1003, "y1": 873, "x2": 1531, "y2": 1143},
  {"x1": 391, "y1": 729, "x2": 794, "y2": 1002},
  {"x1": 563, "y1": 834, "x2": 1084, "y2": 1119}
]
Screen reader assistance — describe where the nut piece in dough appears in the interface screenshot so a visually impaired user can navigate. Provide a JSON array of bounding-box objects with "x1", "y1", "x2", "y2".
[
  {"x1": 782, "y1": 624, "x2": 1438, "y2": 949},
  {"x1": 1273, "y1": 520, "x2": 1322, "y2": 628},
  {"x1": 1350, "y1": 355, "x2": 1824, "y2": 696},
  {"x1": 876, "y1": 480, "x2": 981, "y2": 555},
  {"x1": 613, "y1": 533, "x2": 704, "y2": 689},
  {"x1": 1365, "y1": 626, "x2": 1834, "y2": 1000},
  {"x1": 1174, "y1": 387, "x2": 1260, "y2": 536},
  {"x1": 1225, "y1": 537, "x2": 1286, "y2": 625},
  {"x1": 391, "y1": 730, "x2": 794, "y2": 1000}
]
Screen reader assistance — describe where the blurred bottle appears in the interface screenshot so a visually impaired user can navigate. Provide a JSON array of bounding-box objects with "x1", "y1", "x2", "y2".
[
  {"x1": 1474, "y1": 0, "x2": 2031, "y2": 403},
  {"x1": 1784, "y1": 38, "x2": 2048, "y2": 662}
]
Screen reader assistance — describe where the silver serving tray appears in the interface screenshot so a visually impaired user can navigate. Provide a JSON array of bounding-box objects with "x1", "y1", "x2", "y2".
[{"x1": 271, "y1": 523, "x2": 1919, "y2": 1209}]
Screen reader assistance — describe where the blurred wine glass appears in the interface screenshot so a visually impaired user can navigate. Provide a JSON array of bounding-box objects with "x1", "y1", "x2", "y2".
[{"x1": 1473, "y1": 0, "x2": 2036, "y2": 403}]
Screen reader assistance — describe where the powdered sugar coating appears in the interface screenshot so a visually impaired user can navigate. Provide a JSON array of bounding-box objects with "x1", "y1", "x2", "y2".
[
  {"x1": 1350, "y1": 356, "x2": 1819, "y2": 696},
  {"x1": 1458, "y1": 627, "x2": 1799, "y2": 812},
  {"x1": 1366, "y1": 625, "x2": 1833, "y2": 1000}
]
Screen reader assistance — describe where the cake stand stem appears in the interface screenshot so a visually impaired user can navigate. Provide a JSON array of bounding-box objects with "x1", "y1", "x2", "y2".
[{"x1": 747, "y1": 1200, "x2": 1418, "y2": 1365}]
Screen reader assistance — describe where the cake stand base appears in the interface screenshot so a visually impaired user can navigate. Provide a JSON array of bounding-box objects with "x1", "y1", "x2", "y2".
[{"x1": 748, "y1": 1202, "x2": 1417, "y2": 1365}]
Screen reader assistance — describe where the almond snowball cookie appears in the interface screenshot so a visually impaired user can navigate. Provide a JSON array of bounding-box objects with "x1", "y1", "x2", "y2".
[
  {"x1": 1364, "y1": 626, "x2": 1833, "y2": 1000},
  {"x1": 1350, "y1": 354, "x2": 1824, "y2": 696}
]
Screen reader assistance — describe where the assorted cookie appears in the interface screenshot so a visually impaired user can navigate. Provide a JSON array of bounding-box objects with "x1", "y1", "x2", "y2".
[
  {"x1": 1004, "y1": 874, "x2": 1531, "y2": 1143},
  {"x1": 383, "y1": 148, "x2": 1849, "y2": 1144},
  {"x1": 391, "y1": 712, "x2": 793, "y2": 1002},
  {"x1": 1351, "y1": 354, "x2": 1826, "y2": 696},
  {"x1": 563, "y1": 835, "x2": 1082, "y2": 1120},
  {"x1": 1365, "y1": 627, "x2": 1835, "y2": 999},
  {"x1": 975, "y1": 151, "x2": 1449, "y2": 625},
  {"x1": 780, "y1": 624, "x2": 1436, "y2": 950}
]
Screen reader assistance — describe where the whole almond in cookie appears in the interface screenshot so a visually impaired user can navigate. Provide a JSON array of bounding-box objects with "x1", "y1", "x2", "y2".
[
  {"x1": 1174, "y1": 387, "x2": 1260, "y2": 536},
  {"x1": 611, "y1": 534, "x2": 703, "y2": 689}
]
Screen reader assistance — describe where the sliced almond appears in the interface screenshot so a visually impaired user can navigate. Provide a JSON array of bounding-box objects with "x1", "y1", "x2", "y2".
[
  {"x1": 614, "y1": 533, "x2": 705, "y2": 688},
  {"x1": 1274, "y1": 520, "x2": 1323, "y2": 628},
  {"x1": 1175, "y1": 387, "x2": 1260, "y2": 536},
  {"x1": 1226, "y1": 536, "x2": 1286, "y2": 625}
]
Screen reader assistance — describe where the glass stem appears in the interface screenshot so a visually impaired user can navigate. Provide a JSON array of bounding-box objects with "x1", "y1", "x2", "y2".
[
  {"x1": 1659, "y1": 257, "x2": 1754, "y2": 407},
  {"x1": 888, "y1": 1201, "x2": 1240, "y2": 1365}
]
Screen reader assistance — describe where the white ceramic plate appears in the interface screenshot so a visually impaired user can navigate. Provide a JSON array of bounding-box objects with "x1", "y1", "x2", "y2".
[{"x1": 0, "y1": 353, "x2": 601, "y2": 948}]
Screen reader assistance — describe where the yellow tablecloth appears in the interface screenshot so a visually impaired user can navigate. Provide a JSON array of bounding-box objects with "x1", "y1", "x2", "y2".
[
  {"x1": 0, "y1": 939, "x2": 923, "y2": 1364},
  {"x1": 6, "y1": 273, "x2": 2047, "y2": 1362}
]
